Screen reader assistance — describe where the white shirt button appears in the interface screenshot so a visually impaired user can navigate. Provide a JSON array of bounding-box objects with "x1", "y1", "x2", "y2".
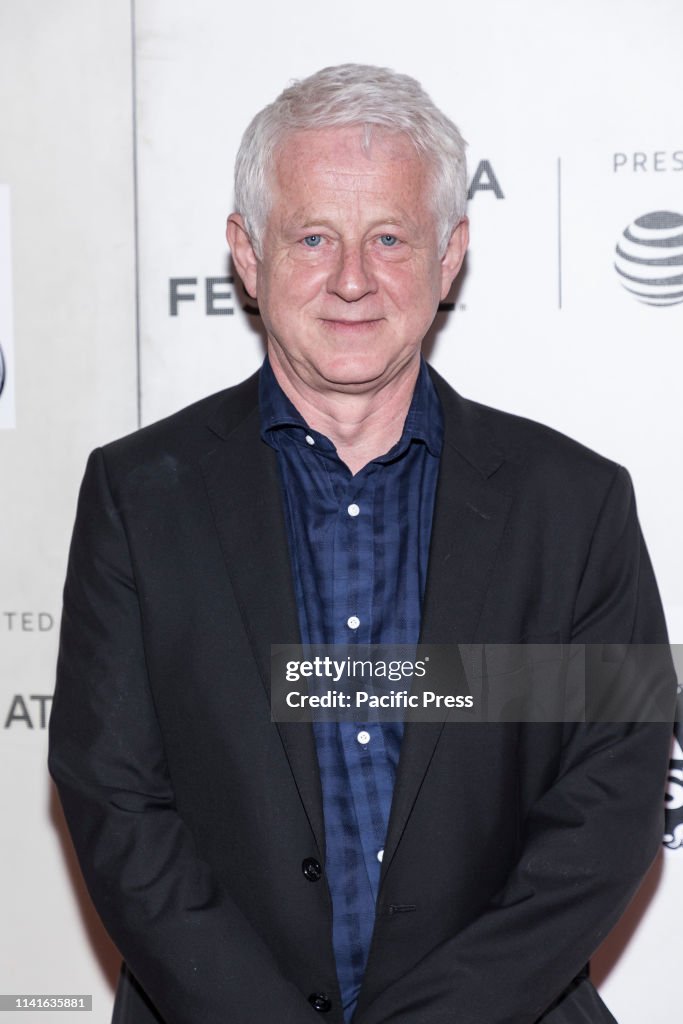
[
  {"x1": 347, "y1": 615, "x2": 360, "y2": 630},
  {"x1": 357, "y1": 730, "x2": 371, "y2": 745},
  {"x1": 347, "y1": 503, "x2": 360, "y2": 517},
  {"x1": 305, "y1": 434, "x2": 315, "y2": 446},
  {"x1": 377, "y1": 849, "x2": 384, "y2": 863}
]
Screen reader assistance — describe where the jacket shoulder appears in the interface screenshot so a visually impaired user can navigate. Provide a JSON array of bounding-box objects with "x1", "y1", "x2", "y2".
[
  {"x1": 431, "y1": 367, "x2": 623, "y2": 493},
  {"x1": 97, "y1": 371, "x2": 260, "y2": 478}
]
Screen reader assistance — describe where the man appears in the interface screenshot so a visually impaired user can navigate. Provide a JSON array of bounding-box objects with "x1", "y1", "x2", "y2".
[{"x1": 49, "y1": 65, "x2": 672, "y2": 1024}]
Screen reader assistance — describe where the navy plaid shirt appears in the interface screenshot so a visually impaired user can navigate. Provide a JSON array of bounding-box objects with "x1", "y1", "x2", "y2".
[{"x1": 260, "y1": 357, "x2": 443, "y2": 1021}]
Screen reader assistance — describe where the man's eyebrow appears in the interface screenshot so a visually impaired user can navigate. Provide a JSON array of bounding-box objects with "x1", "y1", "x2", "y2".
[{"x1": 281, "y1": 211, "x2": 423, "y2": 234}]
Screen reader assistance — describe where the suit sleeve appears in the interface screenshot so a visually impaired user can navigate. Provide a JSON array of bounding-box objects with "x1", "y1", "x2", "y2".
[
  {"x1": 48, "y1": 448, "x2": 318, "y2": 1024},
  {"x1": 357, "y1": 466, "x2": 674, "y2": 1024}
]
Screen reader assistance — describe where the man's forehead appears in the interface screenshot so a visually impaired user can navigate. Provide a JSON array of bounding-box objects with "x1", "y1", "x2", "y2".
[
  {"x1": 274, "y1": 125, "x2": 425, "y2": 178},
  {"x1": 271, "y1": 125, "x2": 430, "y2": 207}
]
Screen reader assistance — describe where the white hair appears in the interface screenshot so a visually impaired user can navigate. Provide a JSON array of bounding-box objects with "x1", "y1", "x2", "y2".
[{"x1": 233, "y1": 63, "x2": 468, "y2": 258}]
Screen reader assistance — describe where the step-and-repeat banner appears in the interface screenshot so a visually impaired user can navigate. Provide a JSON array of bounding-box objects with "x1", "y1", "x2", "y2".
[{"x1": 1, "y1": 0, "x2": 681, "y2": 1020}]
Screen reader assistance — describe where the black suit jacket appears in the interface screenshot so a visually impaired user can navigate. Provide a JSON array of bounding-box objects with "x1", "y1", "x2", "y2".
[{"x1": 48, "y1": 367, "x2": 672, "y2": 1024}]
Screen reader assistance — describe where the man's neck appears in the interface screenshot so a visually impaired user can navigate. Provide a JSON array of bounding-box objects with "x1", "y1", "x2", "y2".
[{"x1": 267, "y1": 347, "x2": 421, "y2": 475}]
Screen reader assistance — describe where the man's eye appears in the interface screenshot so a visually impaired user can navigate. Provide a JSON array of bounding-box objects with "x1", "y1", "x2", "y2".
[
  {"x1": 379, "y1": 234, "x2": 398, "y2": 246},
  {"x1": 303, "y1": 235, "x2": 322, "y2": 247}
]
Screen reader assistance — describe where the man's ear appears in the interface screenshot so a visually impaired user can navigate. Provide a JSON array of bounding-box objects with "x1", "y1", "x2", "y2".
[
  {"x1": 226, "y1": 213, "x2": 259, "y2": 299},
  {"x1": 440, "y1": 217, "x2": 469, "y2": 300}
]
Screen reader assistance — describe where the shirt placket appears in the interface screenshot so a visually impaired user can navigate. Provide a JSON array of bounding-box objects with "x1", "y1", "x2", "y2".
[{"x1": 332, "y1": 465, "x2": 394, "y2": 902}]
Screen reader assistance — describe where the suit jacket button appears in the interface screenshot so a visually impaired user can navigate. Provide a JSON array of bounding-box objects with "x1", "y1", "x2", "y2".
[
  {"x1": 308, "y1": 993, "x2": 332, "y2": 1013},
  {"x1": 302, "y1": 857, "x2": 322, "y2": 881}
]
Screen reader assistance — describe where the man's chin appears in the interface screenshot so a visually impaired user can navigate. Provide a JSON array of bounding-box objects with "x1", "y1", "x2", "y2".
[
  {"x1": 311, "y1": 359, "x2": 411, "y2": 394},
  {"x1": 309, "y1": 345, "x2": 421, "y2": 392},
  {"x1": 267, "y1": 336, "x2": 421, "y2": 395}
]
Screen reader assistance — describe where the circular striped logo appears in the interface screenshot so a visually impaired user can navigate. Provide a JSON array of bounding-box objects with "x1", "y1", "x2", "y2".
[
  {"x1": 665, "y1": 722, "x2": 683, "y2": 851},
  {"x1": 614, "y1": 210, "x2": 683, "y2": 307}
]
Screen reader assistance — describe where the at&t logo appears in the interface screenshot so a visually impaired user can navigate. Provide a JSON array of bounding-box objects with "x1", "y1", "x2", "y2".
[{"x1": 614, "y1": 210, "x2": 683, "y2": 307}]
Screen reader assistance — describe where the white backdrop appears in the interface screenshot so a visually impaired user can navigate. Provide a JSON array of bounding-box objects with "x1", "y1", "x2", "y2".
[{"x1": 1, "y1": 1, "x2": 681, "y2": 1021}]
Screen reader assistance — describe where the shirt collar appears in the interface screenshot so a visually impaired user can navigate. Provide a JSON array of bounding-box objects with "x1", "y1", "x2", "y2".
[{"x1": 259, "y1": 354, "x2": 443, "y2": 459}]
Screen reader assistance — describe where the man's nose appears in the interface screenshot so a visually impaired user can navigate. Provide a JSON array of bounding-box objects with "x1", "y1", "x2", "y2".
[{"x1": 327, "y1": 243, "x2": 377, "y2": 302}]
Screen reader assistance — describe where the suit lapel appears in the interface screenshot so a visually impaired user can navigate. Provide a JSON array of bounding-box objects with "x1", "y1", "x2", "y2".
[
  {"x1": 199, "y1": 385, "x2": 326, "y2": 854},
  {"x1": 200, "y1": 403, "x2": 298, "y2": 691},
  {"x1": 382, "y1": 371, "x2": 513, "y2": 872}
]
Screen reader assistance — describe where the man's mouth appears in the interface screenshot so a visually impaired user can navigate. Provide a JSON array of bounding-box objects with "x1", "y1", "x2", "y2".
[{"x1": 319, "y1": 317, "x2": 383, "y2": 330}]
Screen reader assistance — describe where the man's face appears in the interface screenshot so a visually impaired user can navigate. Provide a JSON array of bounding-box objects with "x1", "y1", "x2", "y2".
[{"x1": 229, "y1": 125, "x2": 468, "y2": 394}]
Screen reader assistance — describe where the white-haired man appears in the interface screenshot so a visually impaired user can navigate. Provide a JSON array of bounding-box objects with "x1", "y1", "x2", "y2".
[{"x1": 49, "y1": 65, "x2": 671, "y2": 1024}]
